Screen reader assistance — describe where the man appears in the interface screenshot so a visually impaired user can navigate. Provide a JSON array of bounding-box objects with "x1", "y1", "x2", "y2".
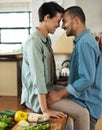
[
  {"x1": 48, "y1": 6, "x2": 102, "y2": 130},
  {"x1": 21, "y1": 2, "x2": 67, "y2": 118}
]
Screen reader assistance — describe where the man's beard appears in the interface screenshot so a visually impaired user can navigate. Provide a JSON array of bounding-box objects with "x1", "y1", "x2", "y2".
[{"x1": 66, "y1": 22, "x2": 74, "y2": 36}]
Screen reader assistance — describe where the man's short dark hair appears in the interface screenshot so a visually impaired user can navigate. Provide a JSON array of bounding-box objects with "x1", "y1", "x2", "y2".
[
  {"x1": 38, "y1": 2, "x2": 64, "y2": 22},
  {"x1": 65, "y1": 6, "x2": 86, "y2": 24}
]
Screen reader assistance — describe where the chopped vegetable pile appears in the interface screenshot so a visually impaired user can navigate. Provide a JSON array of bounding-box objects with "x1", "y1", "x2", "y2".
[
  {"x1": 0, "y1": 110, "x2": 16, "y2": 130},
  {"x1": 0, "y1": 115, "x2": 15, "y2": 130},
  {"x1": 22, "y1": 123, "x2": 50, "y2": 130},
  {"x1": 0, "y1": 110, "x2": 50, "y2": 130}
]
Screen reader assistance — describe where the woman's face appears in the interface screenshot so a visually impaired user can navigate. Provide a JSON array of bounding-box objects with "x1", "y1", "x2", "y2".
[{"x1": 46, "y1": 13, "x2": 63, "y2": 34}]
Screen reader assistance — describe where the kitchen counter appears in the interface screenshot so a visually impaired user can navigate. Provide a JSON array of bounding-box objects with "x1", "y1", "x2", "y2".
[
  {"x1": 0, "y1": 52, "x2": 23, "y2": 96},
  {"x1": 0, "y1": 52, "x2": 22, "y2": 60},
  {"x1": 12, "y1": 117, "x2": 68, "y2": 130}
]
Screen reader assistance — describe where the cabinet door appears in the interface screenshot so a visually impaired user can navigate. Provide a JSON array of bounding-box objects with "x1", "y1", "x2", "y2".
[{"x1": 0, "y1": 62, "x2": 17, "y2": 96}]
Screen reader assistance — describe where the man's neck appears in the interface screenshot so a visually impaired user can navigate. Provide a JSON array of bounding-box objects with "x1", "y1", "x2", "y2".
[{"x1": 75, "y1": 25, "x2": 87, "y2": 37}]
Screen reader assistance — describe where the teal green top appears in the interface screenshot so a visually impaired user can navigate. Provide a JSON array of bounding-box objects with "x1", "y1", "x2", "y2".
[{"x1": 21, "y1": 28, "x2": 52, "y2": 112}]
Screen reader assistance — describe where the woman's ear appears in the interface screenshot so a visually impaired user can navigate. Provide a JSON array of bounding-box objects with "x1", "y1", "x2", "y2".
[{"x1": 44, "y1": 14, "x2": 50, "y2": 21}]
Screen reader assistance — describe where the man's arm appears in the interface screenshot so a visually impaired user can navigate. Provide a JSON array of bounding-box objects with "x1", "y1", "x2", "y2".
[{"x1": 47, "y1": 88, "x2": 70, "y2": 106}]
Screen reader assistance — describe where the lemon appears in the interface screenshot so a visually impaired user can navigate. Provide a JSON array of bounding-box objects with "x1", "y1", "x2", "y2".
[{"x1": 17, "y1": 120, "x2": 29, "y2": 127}]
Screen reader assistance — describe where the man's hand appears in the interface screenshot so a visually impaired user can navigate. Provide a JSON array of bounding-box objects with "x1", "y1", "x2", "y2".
[
  {"x1": 47, "y1": 89, "x2": 70, "y2": 107},
  {"x1": 47, "y1": 90, "x2": 61, "y2": 106}
]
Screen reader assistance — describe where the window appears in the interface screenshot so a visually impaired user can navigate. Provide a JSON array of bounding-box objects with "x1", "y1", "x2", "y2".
[{"x1": 0, "y1": 11, "x2": 32, "y2": 44}]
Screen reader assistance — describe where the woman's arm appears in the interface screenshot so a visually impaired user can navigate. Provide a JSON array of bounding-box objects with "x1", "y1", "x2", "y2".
[
  {"x1": 38, "y1": 94, "x2": 67, "y2": 118},
  {"x1": 38, "y1": 94, "x2": 48, "y2": 113}
]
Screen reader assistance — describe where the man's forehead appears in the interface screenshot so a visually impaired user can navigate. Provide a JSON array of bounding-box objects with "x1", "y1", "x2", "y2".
[
  {"x1": 63, "y1": 12, "x2": 70, "y2": 17},
  {"x1": 62, "y1": 13, "x2": 70, "y2": 20}
]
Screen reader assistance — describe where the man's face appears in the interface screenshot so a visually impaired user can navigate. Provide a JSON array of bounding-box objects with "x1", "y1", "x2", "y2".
[
  {"x1": 46, "y1": 13, "x2": 63, "y2": 34},
  {"x1": 62, "y1": 12, "x2": 75, "y2": 36}
]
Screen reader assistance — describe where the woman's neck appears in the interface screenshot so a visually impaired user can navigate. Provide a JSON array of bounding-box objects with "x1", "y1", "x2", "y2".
[{"x1": 38, "y1": 23, "x2": 48, "y2": 38}]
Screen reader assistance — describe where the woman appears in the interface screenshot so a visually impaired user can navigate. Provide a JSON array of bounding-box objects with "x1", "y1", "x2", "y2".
[{"x1": 21, "y1": 1, "x2": 67, "y2": 118}]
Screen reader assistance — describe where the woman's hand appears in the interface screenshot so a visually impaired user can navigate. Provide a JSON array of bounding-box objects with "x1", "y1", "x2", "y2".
[{"x1": 43, "y1": 108, "x2": 67, "y2": 118}]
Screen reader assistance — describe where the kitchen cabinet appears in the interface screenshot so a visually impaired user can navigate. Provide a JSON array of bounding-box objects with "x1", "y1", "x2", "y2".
[
  {"x1": 0, "y1": 53, "x2": 22, "y2": 96},
  {"x1": 53, "y1": 33, "x2": 74, "y2": 54}
]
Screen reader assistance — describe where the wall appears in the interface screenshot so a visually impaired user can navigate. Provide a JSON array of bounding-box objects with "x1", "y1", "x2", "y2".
[
  {"x1": 32, "y1": 0, "x2": 43, "y2": 28},
  {"x1": 53, "y1": 33, "x2": 74, "y2": 53},
  {"x1": 0, "y1": 0, "x2": 32, "y2": 12},
  {"x1": 76, "y1": 0, "x2": 102, "y2": 34}
]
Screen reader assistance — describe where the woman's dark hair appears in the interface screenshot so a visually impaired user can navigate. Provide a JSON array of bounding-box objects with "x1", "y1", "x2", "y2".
[
  {"x1": 65, "y1": 6, "x2": 86, "y2": 24},
  {"x1": 38, "y1": 2, "x2": 64, "y2": 22}
]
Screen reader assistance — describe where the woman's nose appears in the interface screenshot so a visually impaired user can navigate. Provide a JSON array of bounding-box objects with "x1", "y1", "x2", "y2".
[{"x1": 62, "y1": 23, "x2": 64, "y2": 29}]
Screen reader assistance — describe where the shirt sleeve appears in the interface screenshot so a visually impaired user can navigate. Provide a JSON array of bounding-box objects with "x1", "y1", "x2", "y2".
[
  {"x1": 26, "y1": 38, "x2": 48, "y2": 94},
  {"x1": 66, "y1": 41, "x2": 97, "y2": 97}
]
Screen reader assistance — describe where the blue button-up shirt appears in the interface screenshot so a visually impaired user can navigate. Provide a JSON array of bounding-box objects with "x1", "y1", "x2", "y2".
[{"x1": 66, "y1": 29, "x2": 102, "y2": 119}]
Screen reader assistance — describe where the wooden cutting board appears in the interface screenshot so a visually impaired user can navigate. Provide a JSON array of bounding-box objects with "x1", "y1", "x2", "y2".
[{"x1": 12, "y1": 117, "x2": 68, "y2": 130}]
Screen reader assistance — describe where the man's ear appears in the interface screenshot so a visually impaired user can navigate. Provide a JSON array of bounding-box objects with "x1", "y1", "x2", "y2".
[{"x1": 74, "y1": 16, "x2": 79, "y2": 24}]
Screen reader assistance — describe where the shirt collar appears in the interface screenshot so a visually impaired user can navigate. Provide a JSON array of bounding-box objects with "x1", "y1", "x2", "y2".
[{"x1": 73, "y1": 29, "x2": 90, "y2": 44}]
